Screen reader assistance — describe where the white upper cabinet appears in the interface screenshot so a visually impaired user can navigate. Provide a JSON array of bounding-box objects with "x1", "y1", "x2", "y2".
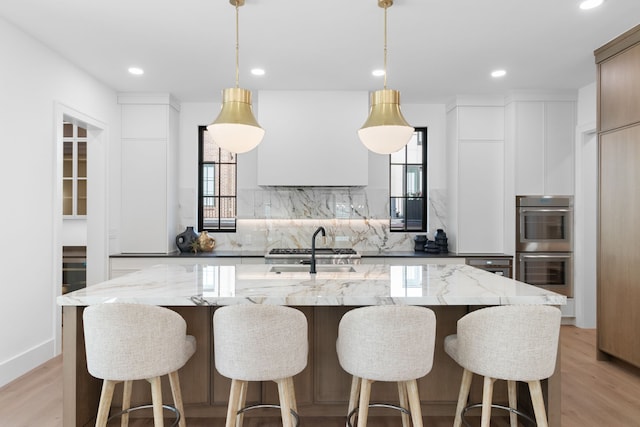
[
  {"x1": 458, "y1": 106, "x2": 505, "y2": 140},
  {"x1": 118, "y1": 93, "x2": 179, "y2": 254},
  {"x1": 256, "y1": 91, "x2": 369, "y2": 186},
  {"x1": 447, "y1": 99, "x2": 505, "y2": 254},
  {"x1": 508, "y1": 94, "x2": 576, "y2": 195}
]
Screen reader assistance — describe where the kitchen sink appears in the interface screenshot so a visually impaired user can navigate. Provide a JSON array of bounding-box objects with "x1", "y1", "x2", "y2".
[{"x1": 269, "y1": 265, "x2": 356, "y2": 273}]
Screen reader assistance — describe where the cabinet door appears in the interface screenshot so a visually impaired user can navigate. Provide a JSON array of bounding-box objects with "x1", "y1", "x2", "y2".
[
  {"x1": 600, "y1": 43, "x2": 640, "y2": 132},
  {"x1": 545, "y1": 102, "x2": 576, "y2": 195},
  {"x1": 121, "y1": 139, "x2": 168, "y2": 253},
  {"x1": 515, "y1": 102, "x2": 545, "y2": 195},
  {"x1": 457, "y1": 141, "x2": 504, "y2": 253},
  {"x1": 598, "y1": 125, "x2": 640, "y2": 367}
]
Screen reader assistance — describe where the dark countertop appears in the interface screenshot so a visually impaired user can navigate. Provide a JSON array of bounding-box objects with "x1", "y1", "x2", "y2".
[{"x1": 110, "y1": 251, "x2": 513, "y2": 258}]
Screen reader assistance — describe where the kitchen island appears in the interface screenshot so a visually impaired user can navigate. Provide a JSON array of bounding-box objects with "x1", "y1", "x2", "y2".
[{"x1": 58, "y1": 262, "x2": 566, "y2": 426}]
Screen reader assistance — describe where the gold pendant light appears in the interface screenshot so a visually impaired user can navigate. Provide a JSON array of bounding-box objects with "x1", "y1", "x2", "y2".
[
  {"x1": 358, "y1": 0, "x2": 413, "y2": 154},
  {"x1": 207, "y1": 0, "x2": 264, "y2": 154}
]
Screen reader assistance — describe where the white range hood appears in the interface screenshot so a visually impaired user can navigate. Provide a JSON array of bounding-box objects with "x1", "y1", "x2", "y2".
[{"x1": 256, "y1": 90, "x2": 369, "y2": 187}]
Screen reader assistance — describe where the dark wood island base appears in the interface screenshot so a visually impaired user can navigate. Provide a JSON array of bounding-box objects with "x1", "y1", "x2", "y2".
[{"x1": 62, "y1": 305, "x2": 560, "y2": 427}]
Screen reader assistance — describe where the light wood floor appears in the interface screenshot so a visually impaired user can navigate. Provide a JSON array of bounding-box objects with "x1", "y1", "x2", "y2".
[{"x1": 2, "y1": 327, "x2": 640, "y2": 426}]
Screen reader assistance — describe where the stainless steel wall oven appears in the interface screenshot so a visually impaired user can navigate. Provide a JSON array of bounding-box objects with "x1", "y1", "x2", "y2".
[{"x1": 516, "y1": 196, "x2": 573, "y2": 297}]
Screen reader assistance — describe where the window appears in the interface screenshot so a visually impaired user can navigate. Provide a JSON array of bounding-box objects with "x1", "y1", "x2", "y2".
[
  {"x1": 63, "y1": 122, "x2": 87, "y2": 216},
  {"x1": 198, "y1": 126, "x2": 237, "y2": 232},
  {"x1": 390, "y1": 127, "x2": 427, "y2": 232}
]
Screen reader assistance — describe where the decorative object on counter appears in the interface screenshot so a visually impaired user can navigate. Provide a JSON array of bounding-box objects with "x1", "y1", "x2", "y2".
[
  {"x1": 175, "y1": 226, "x2": 199, "y2": 253},
  {"x1": 434, "y1": 229, "x2": 448, "y2": 253},
  {"x1": 207, "y1": 0, "x2": 264, "y2": 154},
  {"x1": 197, "y1": 231, "x2": 216, "y2": 252},
  {"x1": 414, "y1": 235, "x2": 427, "y2": 251},
  {"x1": 358, "y1": 0, "x2": 413, "y2": 154},
  {"x1": 424, "y1": 240, "x2": 440, "y2": 254}
]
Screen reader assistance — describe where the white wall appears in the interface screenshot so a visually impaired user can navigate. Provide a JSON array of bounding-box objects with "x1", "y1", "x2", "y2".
[{"x1": 0, "y1": 17, "x2": 119, "y2": 387}]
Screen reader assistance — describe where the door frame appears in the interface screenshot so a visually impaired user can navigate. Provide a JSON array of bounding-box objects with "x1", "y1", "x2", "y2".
[{"x1": 53, "y1": 102, "x2": 109, "y2": 354}]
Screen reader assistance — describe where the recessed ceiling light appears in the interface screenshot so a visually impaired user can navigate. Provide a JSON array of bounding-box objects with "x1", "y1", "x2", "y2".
[
  {"x1": 251, "y1": 68, "x2": 265, "y2": 76},
  {"x1": 372, "y1": 69, "x2": 386, "y2": 77},
  {"x1": 580, "y1": 0, "x2": 603, "y2": 10},
  {"x1": 491, "y1": 69, "x2": 507, "y2": 78},
  {"x1": 128, "y1": 67, "x2": 144, "y2": 76}
]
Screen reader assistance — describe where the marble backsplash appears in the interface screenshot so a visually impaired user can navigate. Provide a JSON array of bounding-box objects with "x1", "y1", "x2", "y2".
[{"x1": 193, "y1": 187, "x2": 446, "y2": 254}]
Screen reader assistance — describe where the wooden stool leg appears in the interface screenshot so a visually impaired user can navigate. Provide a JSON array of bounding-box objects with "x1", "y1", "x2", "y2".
[
  {"x1": 397, "y1": 381, "x2": 410, "y2": 427},
  {"x1": 480, "y1": 376, "x2": 495, "y2": 427},
  {"x1": 528, "y1": 380, "x2": 549, "y2": 427},
  {"x1": 226, "y1": 379, "x2": 244, "y2": 427},
  {"x1": 405, "y1": 379, "x2": 424, "y2": 427},
  {"x1": 285, "y1": 377, "x2": 298, "y2": 414},
  {"x1": 95, "y1": 379, "x2": 117, "y2": 427},
  {"x1": 168, "y1": 371, "x2": 187, "y2": 427},
  {"x1": 453, "y1": 369, "x2": 473, "y2": 427},
  {"x1": 148, "y1": 376, "x2": 164, "y2": 427},
  {"x1": 276, "y1": 378, "x2": 294, "y2": 427},
  {"x1": 236, "y1": 380, "x2": 248, "y2": 427},
  {"x1": 121, "y1": 380, "x2": 132, "y2": 427},
  {"x1": 357, "y1": 379, "x2": 373, "y2": 427},
  {"x1": 347, "y1": 376, "x2": 361, "y2": 426},
  {"x1": 507, "y1": 380, "x2": 518, "y2": 427}
]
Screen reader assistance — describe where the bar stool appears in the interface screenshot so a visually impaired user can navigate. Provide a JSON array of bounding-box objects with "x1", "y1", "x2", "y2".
[
  {"x1": 336, "y1": 305, "x2": 437, "y2": 427},
  {"x1": 444, "y1": 305, "x2": 561, "y2": 427},
  {"x1": 213, "y1": 304, "x2": 308, "y2": 427},
  {"x1": 83, "y1": 303, "x2": 196, "y2": 427}
]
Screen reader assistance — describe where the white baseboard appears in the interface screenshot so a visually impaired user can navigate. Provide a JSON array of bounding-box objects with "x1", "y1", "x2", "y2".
[{"x1": 0, "y1": 339, "x2": 56, "y2": 388}]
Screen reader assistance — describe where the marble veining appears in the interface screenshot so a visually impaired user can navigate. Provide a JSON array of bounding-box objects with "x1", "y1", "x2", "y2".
[
  {"x1": 58, "y1": 263, "x2": 566, "y2": 307},
  {"x1": 183, "y1": 186, "x2": 448, "y2": 254}
]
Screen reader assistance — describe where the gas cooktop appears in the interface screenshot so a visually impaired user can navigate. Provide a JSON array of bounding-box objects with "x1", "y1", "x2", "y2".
[
  {"x1": 268, "y1": 248, "x2": 358, "y2": 255},
  {"x1": 265, "y1": 248, "x2": 361, "y2": 264}
]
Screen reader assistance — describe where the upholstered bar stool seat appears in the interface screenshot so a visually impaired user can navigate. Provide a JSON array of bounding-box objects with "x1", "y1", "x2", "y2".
[
  {"x1": 213, "y1": 304, "x2": 308, "y2": 427},
  {"x1": 336, "y1": 305, "x2": 437, "y2": 427},
  {"x1": 83, "y1": 303, "x2": 196, "y2": 427},
  {"x1": 444, "y1": 305, "x2": 561, "y2": 427}
]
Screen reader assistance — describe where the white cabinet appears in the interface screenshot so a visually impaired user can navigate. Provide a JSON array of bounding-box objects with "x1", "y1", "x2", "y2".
[
  {"x1": 457, "y1": 141, "x2": 504, "y2": 253},
  {"x1": 447, "y1": 98, "x2": 505, "y2": 254},
  {"x1": 118, "y1": 94, "x2": 179, "y2": 253},
  {"x1": 109, "y1": 256, "x2": 245, "y2": 278},
  {"x1": 507, "y1": 95, "x2": 577, "y2": 195},
  {"x1": 256, "y1": 91, "x2": 369, "y2": 186}
]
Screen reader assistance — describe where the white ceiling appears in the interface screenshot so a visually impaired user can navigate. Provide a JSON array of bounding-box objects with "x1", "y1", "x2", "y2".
[{"x1": 1, "y1": 0, "x2": 638, "y2": 103}]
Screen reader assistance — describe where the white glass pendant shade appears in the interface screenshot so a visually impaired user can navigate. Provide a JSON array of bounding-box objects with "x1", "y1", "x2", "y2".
[
  {"x1": 207, "y1": 87, "x2": 265, "y2": 154},
  {"x1": 358, "y1": 89, "x2": 414, "y2": 154}
]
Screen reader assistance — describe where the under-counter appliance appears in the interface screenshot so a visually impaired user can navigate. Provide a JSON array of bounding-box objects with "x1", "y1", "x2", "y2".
[
  {"x1": 516, "y1": 196, "x2": 573, "y2": 297},
  {"x1": 264, "y1": 248, "x2": 361, "y2": 264},
  {"x1": 466, "y1": 257, "x2": 513, "y2": 278}
]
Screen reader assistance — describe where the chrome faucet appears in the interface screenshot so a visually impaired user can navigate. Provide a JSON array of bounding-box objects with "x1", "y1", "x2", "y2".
[{"x1": 310, "y1": 226, "x2": 326, "y2": 274}]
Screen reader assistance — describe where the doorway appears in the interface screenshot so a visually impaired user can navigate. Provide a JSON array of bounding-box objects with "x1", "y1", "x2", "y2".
[{"x1": 53, "y1": 103, "x2": 109, "y2": 354}]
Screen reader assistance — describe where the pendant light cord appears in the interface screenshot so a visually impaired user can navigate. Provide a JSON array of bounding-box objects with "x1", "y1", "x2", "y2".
[
  {"x1": 235, "y1": 1, "x2": 240, "y2": 88},
  {"x1": 383, "y1": 4, "x2": 388, "y2": 89}
]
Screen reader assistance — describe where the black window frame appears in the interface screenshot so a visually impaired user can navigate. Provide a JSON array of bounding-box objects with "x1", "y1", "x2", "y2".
[
  {"x1": 197, "y1": 126, "x2": 237, "y2": 232},
  {"x1": 389, "y1": 127, "x2": 428, "y2": 232}
]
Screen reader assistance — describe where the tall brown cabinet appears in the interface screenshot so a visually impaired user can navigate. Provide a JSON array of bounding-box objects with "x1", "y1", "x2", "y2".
[{"x1": 596, "y1": 24, "x2": 640, "y2": 368}]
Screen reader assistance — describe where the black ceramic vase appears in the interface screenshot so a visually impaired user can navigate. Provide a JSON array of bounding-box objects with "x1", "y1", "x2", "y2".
[
  {"x1": 176, "y1": 226, "x2": 199, "y2": 253},
  {"x1": 414, "y1": 235, "x2": 427, "y2": 251}
]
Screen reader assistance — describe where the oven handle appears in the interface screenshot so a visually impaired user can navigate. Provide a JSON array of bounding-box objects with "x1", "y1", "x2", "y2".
[
  {"x1": 518, "y1": 253, "x2": 572, "y2": 260},
  {"x1": 519, "y1": 208, "x2": 572, "y2": 213}
]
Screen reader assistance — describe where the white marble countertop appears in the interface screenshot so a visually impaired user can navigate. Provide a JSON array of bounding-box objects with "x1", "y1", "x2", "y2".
[{"x1": 58, "y1": 262, "x2": 566, "y2": 307}]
